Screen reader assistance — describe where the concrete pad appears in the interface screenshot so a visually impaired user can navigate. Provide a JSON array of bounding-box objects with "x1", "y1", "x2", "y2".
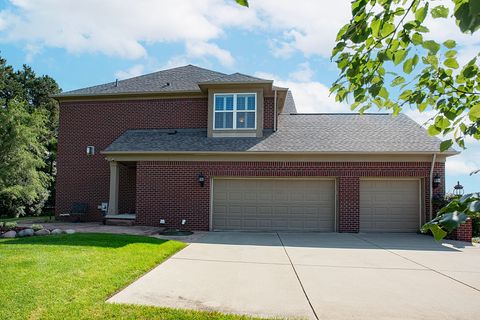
[
  {"x1": 108, "y1": 257, "x2": 314, "y2": 319},
  {"x1": 296, "y1": 264, "x2": 480, "y2": 320},
  {"x1": 174, "y1": 232, "x2": 289, "y2": 264},
  {"x1": 442, "y1": 271, "x2": 480, "y2": 290}
]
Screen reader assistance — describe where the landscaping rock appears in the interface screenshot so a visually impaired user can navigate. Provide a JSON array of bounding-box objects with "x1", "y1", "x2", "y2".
[
  {"x1": 35, "y1": 229, "x2": 51, "y2": 236},
  {"x1": 18, "y1": 228, "x2": 34, "y2": 237},
  {"x1": 2, "y1": 230, "x2": 17, "y2": 238},
  {"x1": 51, "y1": 229, "x2": 64, "y2": 235},
  {"x1": 65, "y1": 229, "x2": 76, "y2": 234}
]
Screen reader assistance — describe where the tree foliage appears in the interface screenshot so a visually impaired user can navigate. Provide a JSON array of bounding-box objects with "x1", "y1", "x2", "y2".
[
  {"x1": 422, "y1": 193, "x2": 479, "y2": 240},
  {"x1": 0, "y1": 55, "x2": 60, "y2": 216},
  {"x1": 331, "y1": 0, "x2": 480, "y2": 150},
  {"x1": 0, "y1": 99, "x2": 50, "y2": 216}
]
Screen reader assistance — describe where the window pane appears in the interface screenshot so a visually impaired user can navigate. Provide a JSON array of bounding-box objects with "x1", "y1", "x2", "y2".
[
  {"x1": 246, "y1": 112, "x2": 255, "y2": 128},
  {"x1": 215, "y1": 96, "x2": 224, "y2": 111},
  {"x1": 237, "y1": 96, "x2": 246, "y2": 110},
  {"x1": 237, "y1": 112, "x2": 255, "y2": 129},
  {"x1": 247, "y1": 95, "x2": 255, "y2": 110},
  {"x1": 237, "y1": 112, "x2": 246, "y2": 128},
  {"x1": 215, "y1": 112, "x2": 233, "y2": 129},
  {"x1": 225, "y1": 95, "x2": 234, "y2": 110}
]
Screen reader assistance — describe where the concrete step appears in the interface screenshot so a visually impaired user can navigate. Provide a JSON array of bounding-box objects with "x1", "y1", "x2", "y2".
[{"x1": 104, "y1": 218, "x2": 135, "y2": 226}]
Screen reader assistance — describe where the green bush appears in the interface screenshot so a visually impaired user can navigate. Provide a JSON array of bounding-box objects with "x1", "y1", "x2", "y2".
[
  {"x1": 4, "y1": 222, "x2": 17, "y2": 230},
  {"x1": 31, "y1": 224, "x2": 44, "y2": 231},
  {"x1": 472, "y1": 214, "x2": 480, "y2": 237}
]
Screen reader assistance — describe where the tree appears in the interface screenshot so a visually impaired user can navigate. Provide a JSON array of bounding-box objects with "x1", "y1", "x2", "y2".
[
  {"x1": 330, "y1": 0, "x2": 479, "y2": 151},
  {"x1": 0, "y1": 55, "x2": 60, "y2": 216},
  {"x1": 0, "y1": 99, "x2": 50, "y2": 217}
]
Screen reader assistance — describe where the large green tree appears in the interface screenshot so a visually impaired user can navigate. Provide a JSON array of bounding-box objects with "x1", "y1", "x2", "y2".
[
  {"x1": 0, "y1": 55, "x2": 60, "y2": 216},
  {"x1": 0, "y1": 99, "x2": 50, "y2": 216}
]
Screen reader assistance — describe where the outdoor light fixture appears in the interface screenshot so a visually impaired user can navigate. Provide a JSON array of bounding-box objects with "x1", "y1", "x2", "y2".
[
  {"x1": 433, "y1": 174, "x2": 441, "y2": 189},
  {"x1": 453, "y1": 181, "x2": 464, "y2": 196},
  {"x1": 86, "y1": 146, "x2": 95, "y2": 156},
  {"x1": 197, "y1": 173, "x2": 206, "y2": 187}
]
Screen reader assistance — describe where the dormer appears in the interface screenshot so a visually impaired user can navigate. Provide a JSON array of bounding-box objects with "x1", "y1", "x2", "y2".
[{"x1": 198, "y1": 73, "x2": 277, "y2": 138}]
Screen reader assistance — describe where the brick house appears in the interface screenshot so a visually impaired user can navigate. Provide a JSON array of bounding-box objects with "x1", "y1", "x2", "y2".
[{"x1": 54, "y1": 64, "x2": 460, "y2": 234}]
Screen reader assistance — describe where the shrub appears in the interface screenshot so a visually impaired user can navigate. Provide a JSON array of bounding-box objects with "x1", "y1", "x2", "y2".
[
  {"x1": 4, "y1": 222, "x2": 17, "y2": 230},
  {"x1": 31, "y1": 224, "x2": 44, "y2": 231}
]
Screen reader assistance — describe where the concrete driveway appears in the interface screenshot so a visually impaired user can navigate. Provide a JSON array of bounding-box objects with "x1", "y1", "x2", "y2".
[{"x1": 109, "y1": 232, "x2": 480, "y2": 319}]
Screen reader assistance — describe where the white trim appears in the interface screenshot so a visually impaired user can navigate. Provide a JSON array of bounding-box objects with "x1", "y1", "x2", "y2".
[
  {"x1": 209, "y1": 176, "x2": 214, "y2": 231},
  {"x1": 213, "y1": 93, "x2": 257, "y2": 130}
]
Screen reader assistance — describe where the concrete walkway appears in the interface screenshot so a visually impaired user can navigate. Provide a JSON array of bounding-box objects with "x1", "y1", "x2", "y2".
[{"x1": 109, "y1": 232, "x2": 480, "y2": 320}]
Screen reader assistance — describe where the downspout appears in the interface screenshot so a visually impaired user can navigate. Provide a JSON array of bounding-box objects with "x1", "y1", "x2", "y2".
[
  {"x1": 273, "y1": 89, "x2": 277, "y2": 132},
  {"x1": 429, "y1": 153, "x2": 437, "y2": 221}
]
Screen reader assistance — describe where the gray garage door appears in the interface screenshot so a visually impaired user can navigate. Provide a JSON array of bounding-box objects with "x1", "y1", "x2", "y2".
[
  {"x1": 212, "y1": 178, "x2": 335, "y2": 231},
  {"x1": 360, "y1": 179, "x2": 420, "y2": 232}
]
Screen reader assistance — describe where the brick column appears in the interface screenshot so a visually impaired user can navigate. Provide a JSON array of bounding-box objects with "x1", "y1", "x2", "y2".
[
  {"x1": 451, "y1": 219, "x2": 472, "y2": 242},
  {"x1": 338, "y1": 176, "x2": 360, "y2": 233}
]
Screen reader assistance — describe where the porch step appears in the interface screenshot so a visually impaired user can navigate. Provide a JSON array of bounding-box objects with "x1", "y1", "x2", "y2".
[
  {"x1": 104, "y1": 214, "x2": 136, "y2": 226},
  {"x1": 104, "y1": 218, "x2": 135, "y2": 226}
]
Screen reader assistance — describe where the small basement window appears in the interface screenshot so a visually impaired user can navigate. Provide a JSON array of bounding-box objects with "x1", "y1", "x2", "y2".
[{"x1": 214, "y1": 93, "x2": 256, "y2": 129}]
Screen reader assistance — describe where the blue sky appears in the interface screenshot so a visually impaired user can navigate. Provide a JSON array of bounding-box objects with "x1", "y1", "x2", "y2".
[{"x1": 0, "y1": 0, "x2": 478, "y2": 192}]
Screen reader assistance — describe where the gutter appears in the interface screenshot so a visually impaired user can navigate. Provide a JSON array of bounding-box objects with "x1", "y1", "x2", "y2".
[
  {"x1": 429, "y1": 153, "x2": 437, "y2": 221},
  {"x1": 273, "y1": 89, "x2": 277, "y2": 132}
]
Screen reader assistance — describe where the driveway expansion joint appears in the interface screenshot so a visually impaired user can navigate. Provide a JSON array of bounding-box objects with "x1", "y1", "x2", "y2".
[{"x1": 276, "y1": 232, "x2": 319, "y2": 320}]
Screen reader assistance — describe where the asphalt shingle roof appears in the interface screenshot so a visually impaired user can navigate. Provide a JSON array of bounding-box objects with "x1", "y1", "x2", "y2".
[
  {"x1": 56, "y1": 65, "x2": 226, "y2": 97},
  {"x1": 104, "y1": 113, "x2": 454, "y2": 154},
  {"x1": 198, "y1": 73, "x2": 272, "y2": 84}
]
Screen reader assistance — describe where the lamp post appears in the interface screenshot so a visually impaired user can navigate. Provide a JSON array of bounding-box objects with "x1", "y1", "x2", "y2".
[{"x1": 453, "y1": 181, "x2": 464, "y2": 196}]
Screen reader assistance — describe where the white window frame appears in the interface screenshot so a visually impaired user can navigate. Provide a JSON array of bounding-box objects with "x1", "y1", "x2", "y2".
[{"x1": 213, "y1": 93, "x2": 257, "y2": 130}]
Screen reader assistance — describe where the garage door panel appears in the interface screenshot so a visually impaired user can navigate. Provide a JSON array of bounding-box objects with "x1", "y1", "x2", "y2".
[
  {"x1": 213, "y1": 179, "x2": 335, "y2": 231},
  {"x1": 360, "y1": 180, "x2": 419, "y2": 232}
]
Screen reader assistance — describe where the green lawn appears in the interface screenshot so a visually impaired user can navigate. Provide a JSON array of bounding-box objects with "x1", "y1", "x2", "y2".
[
  {"x1": 0, "y1": 233, "x2": 263, "y2": 320},
  {"x1": 0, "y1": 215, "x2": 53, "y2": 223}
]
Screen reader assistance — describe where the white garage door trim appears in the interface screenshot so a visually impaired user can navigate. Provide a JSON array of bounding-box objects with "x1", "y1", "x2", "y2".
[
  {"x1": 210, "y1": 177, "x2": 337, "y2": 232},
  {"x1": 360, "y1": 178, "x2": 422, "y2": 232}
]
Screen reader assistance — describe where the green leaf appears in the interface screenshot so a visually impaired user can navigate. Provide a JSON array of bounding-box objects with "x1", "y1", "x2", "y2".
[
  {"x1": 444, "y1": 58, "x2": 459, "y2": 69},
  {"x1": 371, "y1": 18, "x2": 381, "y2": 38},
  {"x1": 415, "y1": 5, "x2": 428, "y2": 23},
  {"x1": 235, "y1": 0, "x2": 249, "y2": 7},
  {"x1": 428, "y1": 125, "x2": 440, "y2": 136},
  {"x1": 469, "y1": 104, "x2": 480, "y2": 119},
  {"x1": 467, "y1": 200, "x2": 480, "y2": 213},
  {"x1": 429, "y1": 224, "x2": 448, "y2": 241},
  {"x1": 394, "y1": 49, "x2": 408, "y2": 65},
  {"x1": 391, "y1": 76, "x2": 405, "y2": 87},
  {"x1": 443, "y1": 40, "x2": 456, "y2": 49},
  {"x1": 431, "y1": 5, "x2": 449, "y2": 18},
  {"x1": 445, "y1": 50, "x2": 457, "y2": 58},
  {"x1": 440, "y1": 139, "x2": 453, "y2": 151},
  {"x1": 411, "y1": 33, "x2": 423, "y2": 45},
  {"x1": 422, "y1": 40, "x2": 440, "y2": 54},
  {"x1": 381, "y1": 22, "x2": 395, "y2": 37},
  {"x1": 403, "y1": 58, "x2": 414, "y2": 74},
  {"x1": 438, "y1": 211, "x2": 468, "y2": 232}
]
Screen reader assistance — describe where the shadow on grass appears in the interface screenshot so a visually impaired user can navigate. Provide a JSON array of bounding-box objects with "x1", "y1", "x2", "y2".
[{"x1": 0, "y1": 233, "x2": 171, "y2": 248}]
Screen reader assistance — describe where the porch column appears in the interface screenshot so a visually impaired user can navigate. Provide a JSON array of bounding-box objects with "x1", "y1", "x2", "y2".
[{"x1": 108, "y1": 160, "x2": 119, "y2": 215}]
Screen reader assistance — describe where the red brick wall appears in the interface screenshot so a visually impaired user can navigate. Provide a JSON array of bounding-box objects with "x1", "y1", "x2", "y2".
[
  {"x1": 263, "y1": 97, "x2": 274, "y2": 129},
  {"x1": 338, "y1": 177, "x2": 360, "y2": 232},
  {"x1": 55, "y1": 97, "x2": 208, "y2": 220},
  {"x1": 450, "y1": 219, "x2": 473, "y2": 242},
  {"x1": 135, "y1": 161, "x2": 443, "y2": 231}
]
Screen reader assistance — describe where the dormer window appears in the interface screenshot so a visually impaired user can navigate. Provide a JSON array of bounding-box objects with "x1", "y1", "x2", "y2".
[{"x1": 214, "y1": 93, "x2": 256, "y2": 129}]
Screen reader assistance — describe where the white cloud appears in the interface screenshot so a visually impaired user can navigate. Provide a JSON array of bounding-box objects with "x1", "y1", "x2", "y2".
[
  {"x1": 114, "y1": 64, "x2": 145, "y2": 80},
  {"x1": 289, "y1": 62, "x2": 314, "y2": 82},
  {"x1": 0, "y1": 0, "x2": 259, "y2": 65},
  {"x1": 255, "y1": 70, "x2": 349, "y2": 113},
  {"x1": 252, "y1": 0, "x2": 351, "y2": 58}
]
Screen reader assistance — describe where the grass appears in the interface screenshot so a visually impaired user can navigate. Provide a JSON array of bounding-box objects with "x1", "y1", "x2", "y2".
[{"x1": 0, "y1": 233, "x2": 263, "y2": 320}]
